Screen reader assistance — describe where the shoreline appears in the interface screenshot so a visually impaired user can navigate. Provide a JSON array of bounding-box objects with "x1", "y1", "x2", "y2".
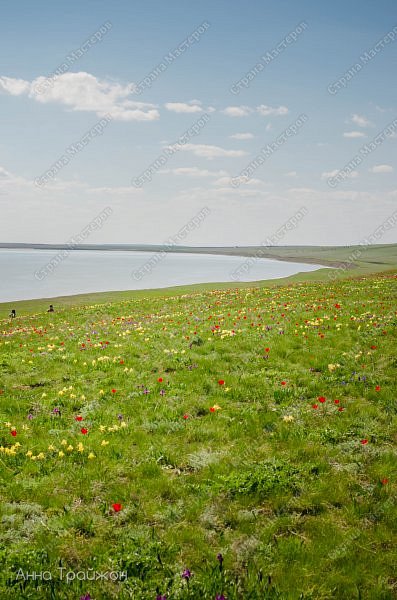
[
  {"x1": 1, "y1": 243, "x2": 396, "y2": 312},
  {"x1": 1, "y1": 242, "x2": 390, "y2": 270}
]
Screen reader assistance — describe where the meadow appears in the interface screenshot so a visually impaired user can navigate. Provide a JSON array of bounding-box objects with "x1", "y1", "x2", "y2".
[{"x1": 0, "y1": 266, "x2": 396, "y2": 599}]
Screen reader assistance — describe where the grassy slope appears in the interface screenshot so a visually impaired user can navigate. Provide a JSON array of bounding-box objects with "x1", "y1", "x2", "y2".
[{"x1": 0, "y1": 260, "x2": 396, "y2": 598}]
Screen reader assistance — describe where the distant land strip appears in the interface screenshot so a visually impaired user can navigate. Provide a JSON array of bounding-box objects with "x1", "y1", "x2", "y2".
[{"x1": 2, "y1": 242, "x2": 397, "y2": 269}]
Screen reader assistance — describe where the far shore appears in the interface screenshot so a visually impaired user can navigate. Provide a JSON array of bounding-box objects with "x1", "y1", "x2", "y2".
[{"x1": 3, "y1": 242, "x2": 396, "y2": 269}]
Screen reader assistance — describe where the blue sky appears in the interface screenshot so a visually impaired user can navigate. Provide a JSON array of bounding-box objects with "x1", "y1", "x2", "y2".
[{"x1": 0, "y1": 0, "x2": 396, "y2": 245}]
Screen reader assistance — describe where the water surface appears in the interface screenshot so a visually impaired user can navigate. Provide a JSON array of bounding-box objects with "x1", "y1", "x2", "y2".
[{"x1": 0, "y1": 249, "x2": 323, "y2": 302}]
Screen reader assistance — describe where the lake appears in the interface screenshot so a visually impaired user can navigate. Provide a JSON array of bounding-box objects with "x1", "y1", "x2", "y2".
[{"x1": 0, "y1": 249, "x2": 323, "y2": 303}]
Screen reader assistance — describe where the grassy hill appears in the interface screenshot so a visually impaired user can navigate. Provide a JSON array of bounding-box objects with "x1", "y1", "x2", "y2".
[{"x1": 0, "y1": 265, "x2": 396, "y2": 598}]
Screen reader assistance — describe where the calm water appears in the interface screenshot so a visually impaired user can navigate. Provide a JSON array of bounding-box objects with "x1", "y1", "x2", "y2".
[{"x1": 0, "y1": 249, "x2": 322, "y2": 302}]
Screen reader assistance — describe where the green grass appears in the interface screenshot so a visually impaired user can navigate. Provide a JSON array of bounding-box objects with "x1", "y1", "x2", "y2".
[{"x1": 0, "y1": 266, "x2": 396, "y2": 599}]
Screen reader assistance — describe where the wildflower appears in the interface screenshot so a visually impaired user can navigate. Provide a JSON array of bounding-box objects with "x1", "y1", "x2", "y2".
[
  {"x1": 181, "y1": 568, "x2": 192, "y2": 580},
  {"x1": 312, "y1": 404, "x2": 318, "y2": 409},
  {"x1": 10, "y1": 430, "x2": 17, "y2": 437},
  {"x1": 66, "y1": 445, "x2": 73, "y2": 452},
  {"x1": 61, "y1": 439, "x2": 67, "y2": 446},
  {"x1": 88, "y1": 452, "x2": 95, "y2": 459},
  {"x1": 81, "y1": 428, "x2": 88, "y2": 435},
  {"x1": 58, "y1": 451, "x2": 65, "y2": 458},
  {"x1": 360, "y1": 439, "x2": 368, "y2": 445},
  {"x1": 117, "y1": 414, "x2": 123, "y2": 420},
  {"x1": 80, "y1": 595, "x2": 91, "y2": 600},
  {"x1": 111, "y1": 389, "x2": 117, "y2": 394},
  {"x1": 101, "y1": 440, "x2": 109, "y2": 446},
  {"x1": 281, "y1": 381, "x2": 286, "y2": 386},
  {"x1": 216, "y1": 595, "x2": 227, "y2": 600},
  {"x1": 75, "y1": 416, "x2": 83, "y2": 422},
  {"x1": 318, "y1": 396, "x2": 326, "y2": 403},
  {"x1": 112, "y1": 503, "x2": 122, "y2": 512},
  {"x1": 334, "y1": 399, "x2": 340, "y2": 404},
  {"x1": 218, "y1": 380, "x2": 225, "y2": 385},
  {"x1": 27, "y1": 414, "x2": 33, "y2": 420},
  {"x1": 265, "y1": 347, "x2": 270, "y2": 352},
  {"x1": 183, "y1": 414, "x2": 189, "y2": 420},
  {"x1": 381, "y1": 478, "x2": 389, "y2": 485},
  {"x1": 158, "y1": 377, "x2": 163, "y2": 382},
  {"x1": 283, "y1": 415, "x2": 294, "y2": 422},
  {"x1": 375, "y1": 385, "x2": 381, "y2": 392}
]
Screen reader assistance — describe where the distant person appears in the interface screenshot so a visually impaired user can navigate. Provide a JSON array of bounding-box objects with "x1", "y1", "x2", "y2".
[
  {"x1": 9, "y1": 309, "x2": 16, "y2": 318},
  {"x1": 47, "y1": 305, "x2": 54, "y2": 313}
]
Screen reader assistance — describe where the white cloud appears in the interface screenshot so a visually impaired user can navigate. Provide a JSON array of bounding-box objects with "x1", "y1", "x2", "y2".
[
  {"x1": 86, "y1": 186, "x2": 141, "y2": 195},
  {"x1": 159, "y1": 167, "x2": 229, "y2": 177},
  {"x1": 164, "y1": 101, "x2": 203, "y2": 113},
  {"x1": 256, "y1": 104, "x2": 289, "y2": 117},
  {"x1": 321, "y1": 169, "x2": 359, "y2": 179},
  {"x1": 0, "y1": 76, "x2": 31, "y2": 95},
  {"x1": 343, "y1": 131, "x2": 366, "y2": 138},
  {"x1": 229, "y1": 132, "x2": 254, "y2": 140},
  {"x1": 285, "y1": 171, "x2": 297, "y2": 177},
  {"x1": 0, "y1": 72, "x2": 160, "y2": 121},
  {"x1": 222, "y1": 105, "x2": 253, "y2": 117},
  {"x1": 171, "y1": 143, "x2": 248, "y2": 159},
  {"x1": 351, "y1": 114, "x2": 372, "y2": 128},
  {"x1": 321, "y1": 170, "x2": 339, "y2": 179},
  {"x1": 369, "y1": 164, "x2": 394, "y2": 173}
]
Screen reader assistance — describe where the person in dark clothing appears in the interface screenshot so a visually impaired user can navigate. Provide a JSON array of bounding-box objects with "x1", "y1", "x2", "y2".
[
  {"x1": 47, "y1": 305, "x2": 54, "y2": 313},
  {"x1": 9, "y1": 309, "x2": 16, "y2": 318}
]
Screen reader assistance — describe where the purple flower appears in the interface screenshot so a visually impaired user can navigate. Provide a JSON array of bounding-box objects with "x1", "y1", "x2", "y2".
[
  {"x1": 159, "y1": 389, "x2": 166, "y2": 396},
  {"x1": 143, "y1": 388, "x2": 150, "y2": 394},
  {"x1": 27, "y1": 414, "x2": 33, "y2": 420},
  {"x1": 156, "y1": 595, "x2": 167, "y2": 600},
  {"x1": 80, "y1": 595, "x2": 91, "y2": 600},
  {"x1": 215, "y1": 595, "x2": 227, "y2": 600},
  {"x1": 118, "y1": 414, "x2": 123, "y2": 420},
  {"x1": 217, "y1": 553, "x2": 223, "y2": 564},
  {"x1": 181, "y1": 568, "x2": 191, "y2": 580},
  {"x1": 52, "y1": 407, "x2": 60, "y2": 414}
]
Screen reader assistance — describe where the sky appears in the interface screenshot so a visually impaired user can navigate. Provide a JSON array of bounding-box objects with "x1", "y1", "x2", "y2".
[{"x1": 0, "y1": 0, "x2": 396, "y2": 246}]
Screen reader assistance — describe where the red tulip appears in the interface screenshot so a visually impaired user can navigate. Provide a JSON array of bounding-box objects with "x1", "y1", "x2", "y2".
[
  {"x1": 112, "y1": 503, "x2": 122, "y2": 512},
  {"x1": 218, "y1": 380, "x2": 225, "y2": 385},
  {"x1": 81, "y1": 428, "x2": 88, "y2": 435},
  {"x1": 75, "y1": 416, "x2": 83, "y2": 422}
]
